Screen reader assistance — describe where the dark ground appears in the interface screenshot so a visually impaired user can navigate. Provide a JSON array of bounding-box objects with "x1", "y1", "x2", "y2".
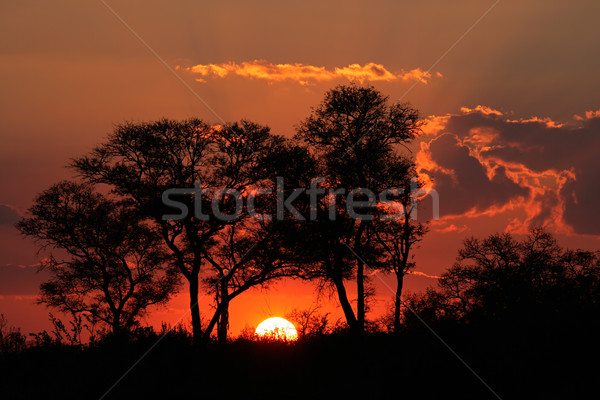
[{"x1": 2, "y1": 324, "x2": 598, "y2": 400}]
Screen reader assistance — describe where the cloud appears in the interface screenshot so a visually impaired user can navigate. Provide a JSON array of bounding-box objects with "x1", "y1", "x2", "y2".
[
  {"x1": 417, "y1": 107, "x2": 600, "y2": 235},
  {"x1": 181, "y1": 60, "x2": 440, "y2": 85},
  {"x1": 506, "y1": 116, "x2": 564, "y2": 128},
  {"x1": 0, "y1": 204, "x2": 22, "y2": 225},
  {"x1": 417, "y1": 132, "x2": 529, "y2": 218},
  {"x1": 433, "y1": 223, "x2": 469, "y2": 234},
  {"x1": 408, "y1": 271, "x2": 441, "y2": 279},
  {"x1": 574, "y1": 110, "x2": 600, "y2": 121},
  {"x1": 459, "y1": 105, "x2": 503, "y2": 116}
]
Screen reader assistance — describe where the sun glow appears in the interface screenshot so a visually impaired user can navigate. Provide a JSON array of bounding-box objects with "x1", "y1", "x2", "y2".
[{"x1": 254, "y1": 317, "x2": 298, "y2": 341}]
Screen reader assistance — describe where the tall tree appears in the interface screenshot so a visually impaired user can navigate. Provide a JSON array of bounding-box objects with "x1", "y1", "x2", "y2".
[
  {"x1": 295, "y1": 84, "x2": 422, "y2": 332},
  {"x1": 17, "y1": 181, "x2": 179, "y2": 337},
  {"x1": 72, "y1": 119, "x2": 296, "y2": 343},
  {"x1": 200, "y1": 140, "x2": 316, "y2": 343}
]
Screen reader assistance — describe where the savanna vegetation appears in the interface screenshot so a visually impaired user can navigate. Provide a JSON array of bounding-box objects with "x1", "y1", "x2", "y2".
[{"x1": 2, "y1": 85, "x2": 599, "y2": 399}]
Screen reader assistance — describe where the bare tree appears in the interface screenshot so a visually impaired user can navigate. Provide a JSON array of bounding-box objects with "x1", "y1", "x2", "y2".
[{"x1": 285, "y1": 305, "x2": 331, "y2": 338}]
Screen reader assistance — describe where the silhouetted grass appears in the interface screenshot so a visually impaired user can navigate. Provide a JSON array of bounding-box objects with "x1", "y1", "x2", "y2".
[{"x1": 2, "y1": 322, "x2": 599, "y2": 399}]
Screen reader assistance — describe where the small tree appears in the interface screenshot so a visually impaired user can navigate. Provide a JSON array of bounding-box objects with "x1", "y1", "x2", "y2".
[
  {"x1": 372, "y1": 175, "x2": 428, "y2": 333},
  {"x1": 0, "y1": 314, "x2": 27, "y2": 353},
  {"x1": 18, "y1": 181, "x2": 180, "y2": 338},
  {"x1": 286, "y1": 305, "x2": 331, "y2": 338}
]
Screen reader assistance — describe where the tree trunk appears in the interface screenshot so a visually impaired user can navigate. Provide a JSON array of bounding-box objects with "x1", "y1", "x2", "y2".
[
  {"x1": 202, "y1": 292, "x2": 227, "y2": 343},
  {"x1": 110, "y1": 302, "x2": 122, "y2": 334},
  {"x1": 217, "y1": 284, "x2": 229, "y2": 344},
  {"x1": 354, "y1": 221, "x2": 367, "y2": 333},
  {"x1": 333, "y1": 275, "x2": 357, "y2": 331},
  {"x1": 188, "y1": 275, "x2": 202, "y2": 344},
  {"x1": 393, "y1": 272, "x2": 405, "y2": 333},
  {"x1": 203, "y1": 308, "x2": 220, "y2": 343},
  {"x1": 217, "y1": 304, "x2": 229, "y2": 344},
  {"x1": 112, "y1": 319, "x2": 121, "y2": 338},
  {"x1": 356, "y1": 259, "x2": 365, "y2": 332}
]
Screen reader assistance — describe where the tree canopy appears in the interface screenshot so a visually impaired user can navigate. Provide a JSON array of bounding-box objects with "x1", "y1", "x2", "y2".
[{"x1": 17, "y1": 181, "x2": 180, "y2": 336}]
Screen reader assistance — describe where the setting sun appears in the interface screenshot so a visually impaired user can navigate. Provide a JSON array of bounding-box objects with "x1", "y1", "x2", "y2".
[{"x1": 255, "y1": 317, "x2": 298, "y2": 341}]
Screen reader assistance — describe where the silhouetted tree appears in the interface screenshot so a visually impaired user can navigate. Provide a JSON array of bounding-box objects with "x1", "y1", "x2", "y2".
[
  {"x1": 405, "y1": 228, "x2": 600, "y2": 332},
  {"x1": 17, "y1": 181, "x2": 179, "y2": 337},
  {"x1": 202, "y1": 217, "x2": 306, "y2": 343},
  {"x1": 72, "y1": 119, "x2": 302, "y2": 343},
  {"x1": 372, "y1": 175, "x2": 428, "y2": 333},
  {"x1": 201, "y1": 142, "x2": 319, "y2": 343},
  {"x1": 296, "y1": 84, "x2": 422, "y2": 333},
  {"x1": 285, "y1": 305, "x2": 331, "y2": 338}
]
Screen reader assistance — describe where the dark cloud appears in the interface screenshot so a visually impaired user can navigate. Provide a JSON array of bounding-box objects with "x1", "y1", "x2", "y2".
[
  {"x1": 0, "y1": 204, "x2": 21, "y2": 225},
  {"x1": 480, "y1": 118, "x2": 600, "y2": 234},
  {"x1": 560, "y1": 167, "x2": 600, "y2": 235},
  {"x1": 420, "y1": 110, "x2": 600, "y2": 235},
  {"x1": 480, "y1": 118, "x2": 600, "y2": 172},
  {"x1": 421, "y1": 133, "x2": 529, "y2": 217}
]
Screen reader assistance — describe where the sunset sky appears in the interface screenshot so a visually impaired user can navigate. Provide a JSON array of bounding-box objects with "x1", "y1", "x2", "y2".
[{"x1": 2, "y1": 0, "x2": 600, "y2": 336}]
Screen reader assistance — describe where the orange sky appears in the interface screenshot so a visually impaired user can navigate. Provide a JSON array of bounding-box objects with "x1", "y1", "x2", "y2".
[{"x1": 2, "y1": 0, "x2": 600, "y2": 336}]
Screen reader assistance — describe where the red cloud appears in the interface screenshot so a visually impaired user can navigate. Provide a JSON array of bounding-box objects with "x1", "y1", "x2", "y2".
[
  {"x1": 417, "y1": 108, "x2": 600, "y2": 236},
  {"x1": 181, "y1": 60, "x2": 440, "y2": 85}
]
